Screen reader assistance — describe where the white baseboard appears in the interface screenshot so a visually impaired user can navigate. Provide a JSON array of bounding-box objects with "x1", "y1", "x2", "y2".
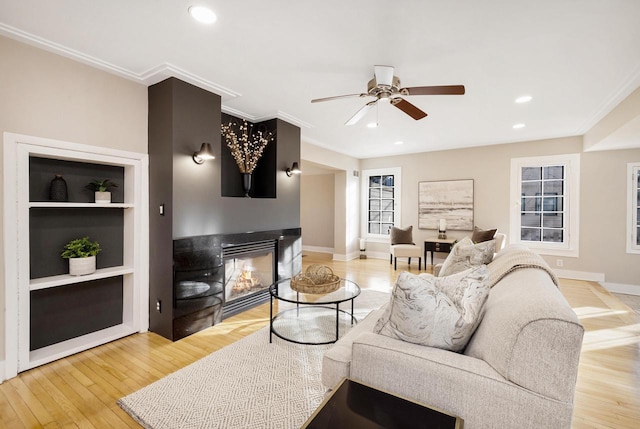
[
  {"x1": 554, "y1": 269, "x2": 605, "y2": 282},
  {"x1": 600, "y1": 282, "x2": 640, "y2": 296},
  {"x1": 302, "y1": 245, "x2": 334, "y2": 254},
  {"x1": 332, "y1": 251, "x2": 360, "y2": 262},
  {"x1": 364, "y1": 251, "x2": 389, "y2": 260}
]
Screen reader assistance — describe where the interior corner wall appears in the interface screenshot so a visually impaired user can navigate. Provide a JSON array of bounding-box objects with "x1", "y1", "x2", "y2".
[
  {"x1": 360, "y1": 136, "x2": 640, "y2": 286},
  {"x1": 300, "y1": 174, "x2": 335, "y2": 249},
  {"x1": 0, "y1": 36, "x2": 148, "y2": 368}
]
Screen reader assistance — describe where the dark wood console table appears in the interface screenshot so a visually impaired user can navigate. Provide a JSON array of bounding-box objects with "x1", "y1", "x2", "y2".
[{"x1": 424, "y1": 237, "x2": 457, "y2": 266}]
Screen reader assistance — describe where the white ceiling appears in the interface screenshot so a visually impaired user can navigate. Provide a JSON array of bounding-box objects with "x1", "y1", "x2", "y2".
[{"x1": 2, "y1": 0, "x2": 640, "y2": 159}]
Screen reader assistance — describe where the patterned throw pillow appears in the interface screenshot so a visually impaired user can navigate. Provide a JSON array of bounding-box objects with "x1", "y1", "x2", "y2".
[
  {"x1": 438, "y1": 237, "x2": 496, "y2": 277},
  {"x1": 390, "y1": 225, "x2": 413, "y2": 245},
  {"x1": 374, "y1": 266, "x2": 490, "y2": 352}
]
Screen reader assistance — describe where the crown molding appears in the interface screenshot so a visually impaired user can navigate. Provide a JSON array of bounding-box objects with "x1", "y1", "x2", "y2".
[
  {"x1": 139, "y1": 63, "x2": 240, "y2": 100},
  {"x1": 575, "y1": 62, "x2": 640, "y2": 135},
  {"x1": 0, "y1": 23, "x2": 240, "y2": 100},
  {"x1": 221, "y1": 107, "x2": 313, "y2": 129}
]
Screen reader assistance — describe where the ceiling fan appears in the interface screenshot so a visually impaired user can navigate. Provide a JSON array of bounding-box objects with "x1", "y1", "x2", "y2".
[{"x1": 311, "y1": 65, "x2": 465, "y2": 125}]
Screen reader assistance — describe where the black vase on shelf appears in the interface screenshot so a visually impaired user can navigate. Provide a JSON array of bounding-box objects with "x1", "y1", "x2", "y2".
[
  {"x1": 242, "y1": 173, "x2": 252, "y2": 198},
  {"x1": 49, "y1": 174, "x2": 68, "y2": 202}
]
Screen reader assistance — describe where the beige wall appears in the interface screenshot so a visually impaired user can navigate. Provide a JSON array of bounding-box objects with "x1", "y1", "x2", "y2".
[
  {"x1": 301, "y1": 142, "x2": 360, "y2": 259},
  {"x1": 584, "y1": 86, "x2": 640, "y2": 151},
  {"x1": 0, "y1": 36, "x2": 147, "y2": 366},
  {"x1": 361, "y1": 137, "x2": 640, "y2": 287},
  {"x1": 300, "y1": 174, "x2": 335, "y2": 249}
]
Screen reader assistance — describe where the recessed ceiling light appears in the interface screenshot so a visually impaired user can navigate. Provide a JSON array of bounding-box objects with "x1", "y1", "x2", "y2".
[
  {"x1": 189, "y1": 5, "x2": 217, "y2": 24},
  {"x1": 515, "y1": 95, "x2": 532, "y2": 104},
  {"x1": 513, "y1": 123, "x2": 526, "y2": 129},
  {"x1": 394, "y1": 141, "x2": 404, "y2": 145},
  {"x1": 367, "y1": 122, "x2": 378, "y2": 128}
]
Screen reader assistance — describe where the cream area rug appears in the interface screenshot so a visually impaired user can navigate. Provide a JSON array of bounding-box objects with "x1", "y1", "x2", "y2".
[{"x1": 118, "y1": 290, "x2": 390, "y2": 429}]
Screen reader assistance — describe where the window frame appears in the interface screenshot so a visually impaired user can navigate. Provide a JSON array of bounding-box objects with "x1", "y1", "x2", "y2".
[
  {"x1": 628, "y1": 162, "x2": 640, "y2": 254},
  {"x1": 509, "y1": 154, "x2": 580, "y2": 257},
  {"x1": 361, "y1": 167, "x2": 402, "y2": 242}
]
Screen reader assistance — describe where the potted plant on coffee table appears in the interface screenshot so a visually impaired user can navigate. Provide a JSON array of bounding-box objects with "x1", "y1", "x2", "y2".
[
  {"x1": 87, "y1": 179, "x2": 118, "y2": 203},
  {"x1": 61, "y1": 236, "x2": 101, "y2": 276}
]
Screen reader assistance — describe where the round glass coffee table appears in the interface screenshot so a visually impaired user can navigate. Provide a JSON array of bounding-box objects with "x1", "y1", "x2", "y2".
[{"x1": 269, "y1": 278, "x2": 361, "y2": 345}]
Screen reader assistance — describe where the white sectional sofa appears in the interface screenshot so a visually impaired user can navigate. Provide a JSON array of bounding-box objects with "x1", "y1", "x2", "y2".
[{"x1": 321, "y1": 245, "x2": 584, "y2": 428}]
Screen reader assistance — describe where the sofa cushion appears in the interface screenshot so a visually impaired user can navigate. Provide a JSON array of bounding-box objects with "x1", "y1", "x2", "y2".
[
  {"x1": 471, "y1": 226, "x2": 497, "y2": 243},
  {"x1": 390, "y1": 225, "x2": 413, "y2": 245},
  {"x1": 439, "y1": 237, "x2": 496, "y2": 277},
  {"x1": 373, "y1": 266, "x2": 490, "y2": 352}
]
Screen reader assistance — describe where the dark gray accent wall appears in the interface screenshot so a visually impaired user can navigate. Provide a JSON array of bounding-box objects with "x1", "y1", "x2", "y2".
[
  {"x1": 148, "y1": 77, "x2": 301, "y2": 340},
  {"x1": 217, "y1": 118, "x2": 301, "y2": 236}
]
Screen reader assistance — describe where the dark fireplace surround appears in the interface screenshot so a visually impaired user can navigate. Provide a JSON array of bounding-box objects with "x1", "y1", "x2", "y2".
[{"x1": 171, "y1": 228, "x2": 301, "y2": 340}]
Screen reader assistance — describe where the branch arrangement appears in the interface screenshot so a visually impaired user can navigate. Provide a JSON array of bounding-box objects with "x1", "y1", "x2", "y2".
[{"x1": 221, "y1": 120, "x2": 275, "y2": 174}]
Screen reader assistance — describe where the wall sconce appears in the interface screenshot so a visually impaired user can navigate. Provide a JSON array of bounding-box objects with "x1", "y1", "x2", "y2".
[
  {"x1": 193, "y1": 143, "x2": 215, "y2": 164},
  {"x1": 285, "y1": 162, "x2": 301, "y2": 177}
]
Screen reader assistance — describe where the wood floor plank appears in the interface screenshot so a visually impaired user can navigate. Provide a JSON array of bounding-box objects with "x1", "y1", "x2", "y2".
[{"x1": 0, "y1": 253, "x2": 638, "y2": 428}]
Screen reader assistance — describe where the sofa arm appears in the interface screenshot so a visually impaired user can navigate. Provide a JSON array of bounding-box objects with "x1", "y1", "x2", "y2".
[
  {"x1": 350, "y1": 332, "x2": 574, "y2": 429},
  {"x1": 433, "y1": 263, "x2": 443, "y2": 276}
]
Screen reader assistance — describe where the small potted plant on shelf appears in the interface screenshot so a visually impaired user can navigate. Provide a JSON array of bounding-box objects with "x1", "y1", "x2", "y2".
[
  {"x1": 61, "y1": 236, "x2": 101, "y2": 276},
  {"x1": 87, "y1": 179, "x2": 118, "y2": 203}
]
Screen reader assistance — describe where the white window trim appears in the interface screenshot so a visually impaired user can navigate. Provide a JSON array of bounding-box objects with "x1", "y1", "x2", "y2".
[
  {"x1": 627, "y1": 162, "x2": 640, "y2": 254},
  {"x1": 509, "y1": 153, "x2": 580, "y2": 257},
  {"x1": 361, "y1": 167, "x2": 402, "y2": 243}
]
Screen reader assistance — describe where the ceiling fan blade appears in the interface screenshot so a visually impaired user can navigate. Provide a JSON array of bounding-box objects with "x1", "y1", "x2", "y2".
[
  {"x1": 311, "y1": 93, "x2": 369, "y2": 103},
  {"x1": 374, "y1": 65, "x2": 394, "y2": 87},
  {"x1": 391, "y1": 97, "x2": 428, "y2": 120},
  {"x1": 345, "y1": 100, "x2": 377, "y2": 126},
  {"x1": 400, "y1": 85, "x2": 466, "y2": 96}
]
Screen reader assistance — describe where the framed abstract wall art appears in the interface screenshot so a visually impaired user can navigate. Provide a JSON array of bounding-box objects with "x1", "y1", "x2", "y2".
[{"x1": 418, "y1": 179, "x2": 474, "y2": 230}]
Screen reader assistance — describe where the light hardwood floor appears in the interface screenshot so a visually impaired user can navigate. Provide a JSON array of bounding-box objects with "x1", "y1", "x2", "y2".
[{"x1": 1, "y1": 252, "x2": 638, "y2": 428}]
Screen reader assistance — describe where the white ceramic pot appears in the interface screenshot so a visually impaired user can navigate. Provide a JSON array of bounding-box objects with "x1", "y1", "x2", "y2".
[
  {"x1": 95, "y1": 191, "x2": 111, "y2": 203},
  {"x1": 69, "y1": 255, "x2": 96, "y2": 276}
]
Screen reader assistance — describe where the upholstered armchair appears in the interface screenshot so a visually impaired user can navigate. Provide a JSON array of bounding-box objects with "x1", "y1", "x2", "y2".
[{"x1": 389, "y1": 226, "x2": 422, "y2": 270}]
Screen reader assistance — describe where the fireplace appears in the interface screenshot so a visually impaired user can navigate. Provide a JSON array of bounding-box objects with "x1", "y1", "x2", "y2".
[
  {"x1": 170, "y1": 228, "x2": 301, "y2": 341},
  {"x1": 221, "y1": 240, "x2": 277, "y2": 318}
]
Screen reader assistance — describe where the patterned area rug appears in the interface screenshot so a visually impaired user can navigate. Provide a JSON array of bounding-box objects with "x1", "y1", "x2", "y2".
[{"x1": 118, "y1": 290, "x2": 390, "y2": 429}]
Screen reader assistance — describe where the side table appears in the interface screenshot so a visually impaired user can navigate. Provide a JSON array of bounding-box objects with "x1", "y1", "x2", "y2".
[{"x1": 424, "y1": 237, "x2": 457, "y2": 266}]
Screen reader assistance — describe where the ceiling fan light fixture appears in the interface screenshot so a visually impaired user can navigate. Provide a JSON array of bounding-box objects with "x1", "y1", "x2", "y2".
[
  {"x1": 188, "y1": 5, "x2": 217, "y2": 24},
  {"x1": 515, "y1": 95, "x2": 532, "y2": 104},
  {"x1": 513, "y1": 123, "x2": 526, "y2": 129}
]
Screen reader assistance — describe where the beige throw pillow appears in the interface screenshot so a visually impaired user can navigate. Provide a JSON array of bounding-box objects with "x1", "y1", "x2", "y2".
[
  {"x1": 390, "y1": 225, "x2": 413, "y2": 245},
  {"x1": 374, "y1": 266, "x2": 490, "y2": 352},
  {"x1": 439, "y1": 237, "x2": 496, "y2": 277}
]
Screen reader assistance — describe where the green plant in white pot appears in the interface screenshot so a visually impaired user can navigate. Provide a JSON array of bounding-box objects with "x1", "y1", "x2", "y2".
[
  {"x1": 61, "y1": 236, "x2": 101, "y2": 276},
  {"x1": 87, "y1": 179, "x2": 118, "y2": 203}
]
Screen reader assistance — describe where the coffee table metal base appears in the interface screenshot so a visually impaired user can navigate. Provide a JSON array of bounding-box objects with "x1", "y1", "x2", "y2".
[{"x1": 270, "y1": 301, "x2": 357, "y2": 345}]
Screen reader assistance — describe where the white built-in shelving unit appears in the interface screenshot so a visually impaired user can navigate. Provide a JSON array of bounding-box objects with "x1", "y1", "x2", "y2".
[{"x1": 2, "y1": 132, "x2": 149, "y2": 381}]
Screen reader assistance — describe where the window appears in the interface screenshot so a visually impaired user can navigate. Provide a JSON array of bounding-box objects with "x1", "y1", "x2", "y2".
[
  {"x1": 361, "y1": 167, "x2": 401, "y2": 239},
  {"x1": 510, "y1": 154, "x2": 580, "y2": 257},
  {"x1": 628, "y1": 163, "x2": 640, "y2": 254}
]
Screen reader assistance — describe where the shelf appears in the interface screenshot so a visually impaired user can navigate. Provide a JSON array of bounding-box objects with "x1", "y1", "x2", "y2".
[
  {"x1": 27, "y1": 323, "x2": 136, "y2": 370},
  {"x1": 29, "y1": 202, "x2": 133, "y2": 208},
  {"x1": 30, "y1": 266, "x2": 134, "y2": 291}
]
